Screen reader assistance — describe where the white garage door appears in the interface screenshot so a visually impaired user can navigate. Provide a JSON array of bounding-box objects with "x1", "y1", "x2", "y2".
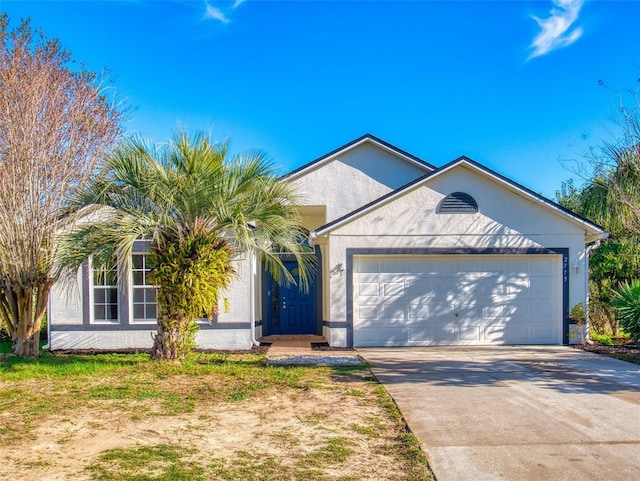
[{"x1": 353, "y1": 255, "x2": 561, "y2": 347}]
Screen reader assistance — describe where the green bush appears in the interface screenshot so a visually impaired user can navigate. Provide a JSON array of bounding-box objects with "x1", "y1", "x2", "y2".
[
  {"x1": 591, "y1": 333, "x2": 613, "y2": 345},
  {"x1": 613, "y1": 280, "x2": 640, "y2": 342}
]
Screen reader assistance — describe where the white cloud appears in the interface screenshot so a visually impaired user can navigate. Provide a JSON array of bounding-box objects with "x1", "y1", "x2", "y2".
[
  {"x1": 528, "y1": 0, "x2": 585, "y2": 60},
  {"x1": 204, "y1": 2, "x2": 230, "y2": 24},
  {"x1": 232, "y1": 0, "x2": 246, "y2": 9}
]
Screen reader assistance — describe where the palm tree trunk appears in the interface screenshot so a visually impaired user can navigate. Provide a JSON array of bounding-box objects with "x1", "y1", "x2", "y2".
[{"x1": 151, "y1": 315, "x2": 197, "y2": 361}]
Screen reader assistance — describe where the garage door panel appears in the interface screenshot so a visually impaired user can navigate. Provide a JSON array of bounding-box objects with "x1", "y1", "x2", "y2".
[
  {"x1": 410, "y1": 324, "x2": 456, "y2": 343},
  {"x1": 379, "y1": 258, "x2": 402, "y2": 272},
  {"x1": 357, "y1": 282, "x2": 380, "y2": 297},
  {"x1": 353, "y1": 255, "x2": 560, "y2": 347},
  {"x1": 459, "y1": 326, "x2": 482, "y2": 341},
  {"x1": 357, "y1": 328, "x2": 409, "y2": 346},
  {"x1": 355, "y1": 258, "x2": 381, "y2": 273},
  {"x1": 482, "y1": 305, "x2": 504, "y2": 319},
  {"x1": 532, "y1": 324, "x2": 556, "y2": 342},
  {"x1": 506, "y1": 259, "x2": 529, "y2": 272},
  {"x1": 408, "y1": 304, "x2": 430, "y2": 320},
  {"x1": 532, "y1": 301, "x2": 554, "y2": 317},
  {"x1": 357, "y1": 305, "x2": 379, "y2": 321},
  {"x1": 383, "y1": 282, "x2": 405, "y2": 297},
  {"x1": 529, "y1": 258, "x2": 556, "y2": 273},
  {"x1": 383, "y1": 304, "x2": 406, "y2": 321}
]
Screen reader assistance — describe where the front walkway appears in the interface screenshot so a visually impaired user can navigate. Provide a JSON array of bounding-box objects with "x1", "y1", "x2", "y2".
[
  {"x1": 359, "y1": 346, "x2": 640, "y2": 481},
  {"x1": 259, "y1": 335, "x2": 363, "y2": 365}
]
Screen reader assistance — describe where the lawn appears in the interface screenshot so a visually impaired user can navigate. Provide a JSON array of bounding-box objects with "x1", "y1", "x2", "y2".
[{"x1": 0, "y1": 346, "x2": 433, "y2": 481}]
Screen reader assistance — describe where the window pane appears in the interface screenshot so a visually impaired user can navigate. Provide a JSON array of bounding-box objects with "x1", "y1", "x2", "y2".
[
  {"x1": 94, "y1": 305, "x2": 105, "y2": 320},
  {"x1": 133, "y1": 289, "x2": 145, "y2": 302},
  {"x1": 107, "y1": 304, "x2": 118, "y2": 320},
  {"x1": 105, "y1": 270, "x2": 117, "y2": 286},
  {"x1": 133, "y1": 271, "x2": 144, "y2": 285},
  {"x1": 107, "y1": 288, "x2": 118, "y2": 304},
  {"x1": 146, "y1": 304, "x2": 157, "y2": 320},
  {"x1": 133, "y1": 304, "x2": 145, "y2": 320},
  {"x1": 144, "y1": 288, "x2": 156, "y2": 302},
  {"x1": 132, "y1": 255, "x2": 143, "y2": 269},
  {"x1": 94, "y1": 289, "x2": 106, "y2": 304}
]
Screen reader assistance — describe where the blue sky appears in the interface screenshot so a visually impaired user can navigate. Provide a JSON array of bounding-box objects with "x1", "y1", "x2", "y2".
[{"x1": 1, "y1": 0, "x2": 639, "y2": 198}]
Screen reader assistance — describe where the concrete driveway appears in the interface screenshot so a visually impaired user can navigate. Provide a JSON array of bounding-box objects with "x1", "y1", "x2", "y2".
[{"x1": 359, "y1": 346, "x2": 640, "y2": 481}]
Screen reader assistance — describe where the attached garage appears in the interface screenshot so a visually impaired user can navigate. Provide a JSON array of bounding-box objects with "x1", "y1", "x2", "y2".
[{"x1": 351, "y1": 253, "x2": 564, "y2": 347}]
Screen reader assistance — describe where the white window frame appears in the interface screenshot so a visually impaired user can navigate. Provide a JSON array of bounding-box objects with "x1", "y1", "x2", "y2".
[
  {"x1": 89, "y1": 257, "x2": 120, "y2": 324},
  {"x1": 129, "y1": 253, "x2": 159, "y2": 325}
]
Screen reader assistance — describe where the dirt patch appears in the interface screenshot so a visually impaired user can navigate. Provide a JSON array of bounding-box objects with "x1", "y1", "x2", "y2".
[{"x1": 0, "y1": 360, "x2": 431, "y2": 480}]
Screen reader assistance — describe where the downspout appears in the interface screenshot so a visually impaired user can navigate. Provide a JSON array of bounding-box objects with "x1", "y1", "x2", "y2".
[
  {"x1": 249, "y1": 249, "x2": 260, "y2": 347},
  {"x1": 584, "y1": 234, "x2": 608, "y2": 344},
  {"x1": 44, "y1": 292, "x2": 51, "y2": 350}
]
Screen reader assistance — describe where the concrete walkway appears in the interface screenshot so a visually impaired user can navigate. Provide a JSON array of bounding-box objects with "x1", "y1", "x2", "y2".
[
  {"x1": 260, "y1": 335, "x2": 364, "y2": 365},
  {"x1": 359, "y1": 346, "x2": 640, "y2": 481}
]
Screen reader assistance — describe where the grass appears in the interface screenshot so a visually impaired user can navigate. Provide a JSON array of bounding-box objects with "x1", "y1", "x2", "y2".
[
  {"x1": 1, "y1": 344, "x2": 433, "y2": 480},
  {"x1": 87, "y1": 444, "x2": 207, "y2": 481}
]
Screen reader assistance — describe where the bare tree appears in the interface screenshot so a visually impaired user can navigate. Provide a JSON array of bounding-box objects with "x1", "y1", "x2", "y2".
[{"x1": 0, "y1": 15, "x2": 122, "y2": 357}]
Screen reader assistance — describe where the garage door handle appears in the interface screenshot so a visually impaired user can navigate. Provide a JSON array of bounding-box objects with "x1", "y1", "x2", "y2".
[{"x1": 455, "y1": 313, "x2": 459, "y2": 317}]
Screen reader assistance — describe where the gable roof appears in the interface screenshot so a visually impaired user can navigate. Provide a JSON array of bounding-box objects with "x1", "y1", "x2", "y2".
[
  {"x1": 282, "y1": 133, "x2": 435, "y2": 181},
  {"x1": 311, "y1": 155, "x2": 606, "y2": 242}
]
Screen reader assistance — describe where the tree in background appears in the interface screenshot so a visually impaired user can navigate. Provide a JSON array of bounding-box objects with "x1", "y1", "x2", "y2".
[
  {"x1": 0, "y1": 15, "x2": 122, "y2": 357},
  {"x1": 556, "y1": 87, "x2": 640, "y2": 338},
  {"x1": 60, "y1": 132, "x2": 314, "y2": 361}
]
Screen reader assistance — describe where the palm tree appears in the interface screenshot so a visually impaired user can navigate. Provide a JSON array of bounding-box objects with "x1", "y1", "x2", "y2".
[{"x1": 60, "y1": 132, "x2": 313, "y2": 360}]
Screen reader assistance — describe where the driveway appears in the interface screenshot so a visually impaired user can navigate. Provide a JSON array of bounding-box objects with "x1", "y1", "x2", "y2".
[{"x1": 359, "y1": 346, "x2": 640, "y2": 481}]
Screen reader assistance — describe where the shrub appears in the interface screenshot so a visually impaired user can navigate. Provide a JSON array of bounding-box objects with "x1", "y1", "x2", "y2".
[
  {"x1": 591, "y1": 333, "x2": 613, "y2": 345},
  {"x1": 613, "y1": 280, "x2": 640, "y2": 342}
]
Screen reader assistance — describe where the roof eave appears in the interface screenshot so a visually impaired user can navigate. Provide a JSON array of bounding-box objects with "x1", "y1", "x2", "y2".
[
  {"x1": 281, "y1": 134, "x2": 434, "y2": 181},
  {"x1": 311, "y1": 156, "x2": 606, "y2": 240}
]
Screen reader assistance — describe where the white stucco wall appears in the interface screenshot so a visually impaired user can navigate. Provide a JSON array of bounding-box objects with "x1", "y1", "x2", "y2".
[
  {"x1": 217, "y1": 256, "x2": 252, "y2": 323},
  {"x1": 50, "y1": 328, "x2": 252, "y2": 351},
  {"x1": 319, "y1": 164, "x2": 593, "y2": 345},
  {"x1": 49, "y1": 278, "x2": 83, "y2": 326},
  {"x1": 48, "y1": 254, "x2": 255, "y2": 351},
  {"x1": 290, "y1": 142, "x2": 429, "y2": 224}
]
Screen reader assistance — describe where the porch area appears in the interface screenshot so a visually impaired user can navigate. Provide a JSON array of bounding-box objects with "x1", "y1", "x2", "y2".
[{"x1": 258, "y1": 335, "x2": 363, "y2": 366}]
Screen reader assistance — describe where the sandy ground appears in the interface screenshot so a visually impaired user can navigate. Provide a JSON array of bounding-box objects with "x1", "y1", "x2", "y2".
[{"x1": 1, "y1": 370, "x2": 424, "y2": 480}]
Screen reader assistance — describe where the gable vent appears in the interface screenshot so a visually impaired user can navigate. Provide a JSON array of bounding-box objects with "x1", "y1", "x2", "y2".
[{"x1": 437, "y1": 192, "x2": 478, "y2": 213}]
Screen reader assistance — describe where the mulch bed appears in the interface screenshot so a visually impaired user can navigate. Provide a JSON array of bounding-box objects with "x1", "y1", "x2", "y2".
[{"x1": 573, "y1": 343, "x2": 640, "y2": 365}]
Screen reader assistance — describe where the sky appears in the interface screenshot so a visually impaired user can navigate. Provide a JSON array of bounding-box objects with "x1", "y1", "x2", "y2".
[{"x1": 1, "y1": 0, "x2": 639, "y2": 198}]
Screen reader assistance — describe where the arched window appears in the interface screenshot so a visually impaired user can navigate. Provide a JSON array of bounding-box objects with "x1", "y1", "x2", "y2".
[{"x1": 437, "y1": 192, "x2": 478, "y2": 213}]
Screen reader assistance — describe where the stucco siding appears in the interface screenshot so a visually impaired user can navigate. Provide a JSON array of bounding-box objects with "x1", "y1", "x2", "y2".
[
  {"x1": 329, "y1": 165, "x2": 586, "y2": 239},
  {"x1": 50, "y1": 328, "x2": 252, "y2": 351},
  {"x1": 48, "y1": 254, "x2": 254, "y2": 351},
  {"x1": 290, "y1": 143, "x2": 428, "y2": 223},
  {"x1": 217, "y1": 256, "x2": 252, "y2": 324},
  {"x1": 49, "y1": 276, "x2": 83, "y2": 326}
]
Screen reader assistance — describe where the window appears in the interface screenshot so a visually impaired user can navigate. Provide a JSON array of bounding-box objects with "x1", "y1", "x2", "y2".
[
  {"x1": 132, "y1": 254, "x2": 158, "y2": 323},
  {"x1": 437, "y1": 192, "x2": 478, "y2": 213},
  {"x1": 92, "y1": 261, "x2": 119, "y2": 323}
]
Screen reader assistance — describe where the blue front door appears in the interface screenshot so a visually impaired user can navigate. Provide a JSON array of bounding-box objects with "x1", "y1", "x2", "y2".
[{"x1": 267, "y1": 260, "x2": 316, "y2": 335}]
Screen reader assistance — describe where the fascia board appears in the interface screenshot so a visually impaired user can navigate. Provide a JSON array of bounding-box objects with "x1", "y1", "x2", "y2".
[
  {"x1": 311, "y1": 157, "x2": 605, "y2": 240},
  {"x1": 282, "y1": 134, "x2": 434, "y2": 182}
]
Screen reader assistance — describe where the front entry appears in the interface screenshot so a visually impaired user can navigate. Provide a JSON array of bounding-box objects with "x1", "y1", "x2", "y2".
[{"x1": 266, "y1": 260, "x2": 317, "y2": 335}]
